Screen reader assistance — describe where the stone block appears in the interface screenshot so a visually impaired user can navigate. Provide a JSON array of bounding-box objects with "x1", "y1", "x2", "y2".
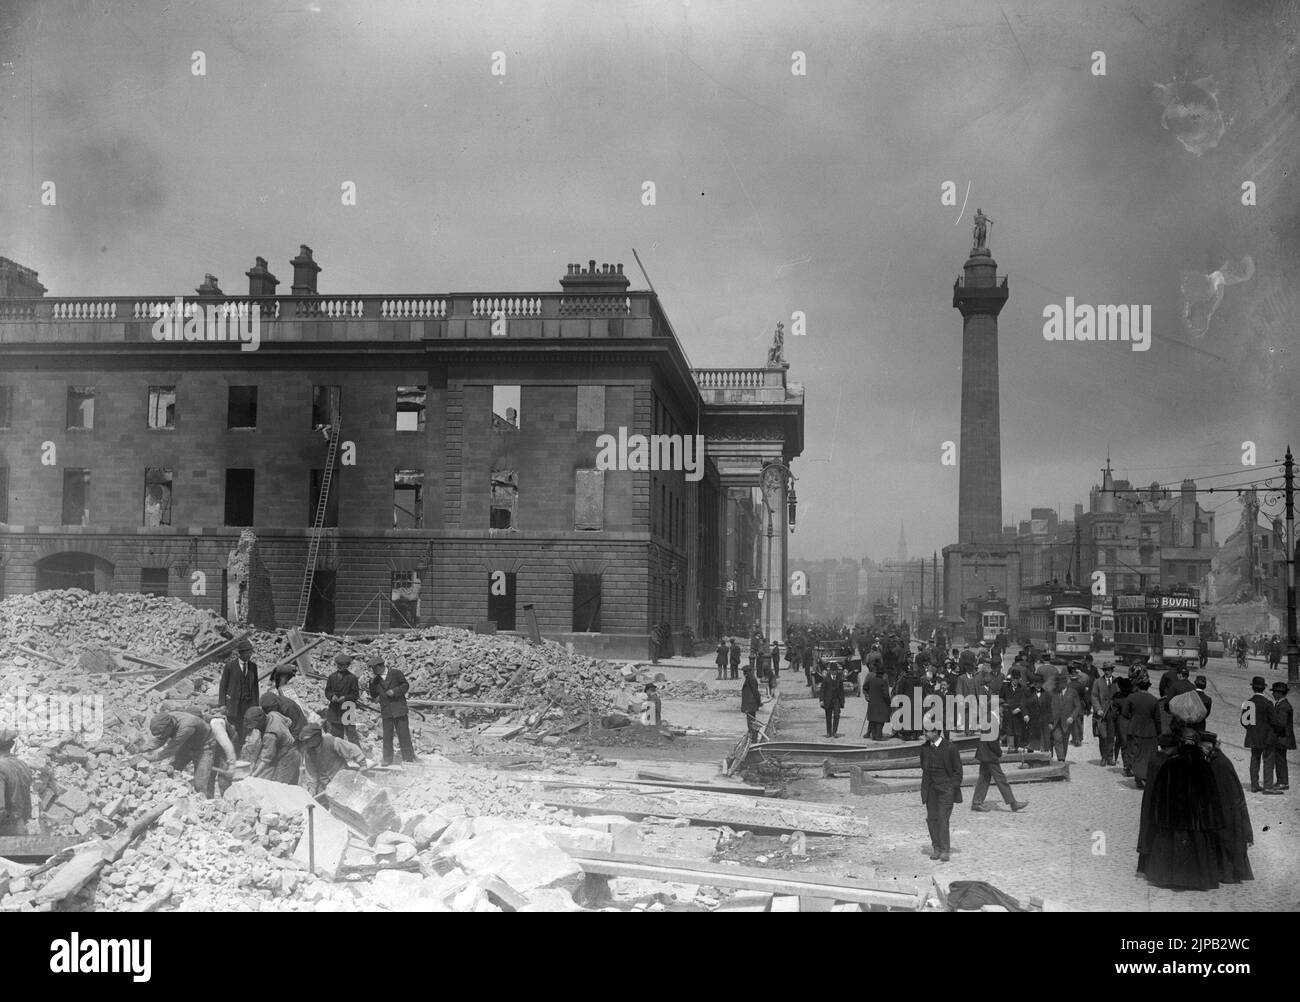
[
  {"x1": 541, "y1": 826, "x2": 614, "y2": 855},
  {"x1": 224, "y1": 777, "x2": 316, "y2": 816},
  {"x1": 445, "y1": 827, "x2": 582, "y2": 894},
  {"x1": 292, "y1": 807, "x2": 351, "y2": 881},
  {"x1": 324, "y1": 770, "x2": 400, "y2": 837}
]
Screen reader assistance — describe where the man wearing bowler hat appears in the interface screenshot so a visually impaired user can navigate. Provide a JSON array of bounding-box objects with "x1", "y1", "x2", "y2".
[
  {"x1": 1270, "y1": 681, "x2": 1294, "y2": 792},
  {"x1": 1242, "y1": 676, "x2": 1278, "y2": 794},
  {"x1": 368, "y1": 655, "x2": 416, "y2": 766},
  {"x1": 218, "y1": 638, "x2": 260, "y2": 755}
]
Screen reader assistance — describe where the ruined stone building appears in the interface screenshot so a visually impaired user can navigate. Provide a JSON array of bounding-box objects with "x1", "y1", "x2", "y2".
[{"x1": 0, "y1": 251, "x2": 803, "y2": 658}]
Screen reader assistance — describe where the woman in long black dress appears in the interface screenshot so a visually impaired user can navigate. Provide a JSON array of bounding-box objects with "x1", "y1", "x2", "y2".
[
  {"x1": 1139, "y1": 718, "x2": 1226, "y2": 891},
  {"x1": 1198, "y1": 730, "x2": 1254, "y2": 883}
]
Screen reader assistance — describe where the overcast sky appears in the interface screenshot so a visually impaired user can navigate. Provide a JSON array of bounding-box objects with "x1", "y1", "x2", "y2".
[{"x1": 2, "y1": 0, "x2": 1296, "y2": 559}]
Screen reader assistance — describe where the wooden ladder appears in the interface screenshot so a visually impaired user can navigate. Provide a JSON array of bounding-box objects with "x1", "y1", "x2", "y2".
[{"x1": 297, "y1": 408, "x2": 340, "y2": 628}]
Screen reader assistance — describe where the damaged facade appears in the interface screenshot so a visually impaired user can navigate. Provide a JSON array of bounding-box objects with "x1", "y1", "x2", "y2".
[{"x1": 0, "y1": 252, "x2": 803, "y2": 656}]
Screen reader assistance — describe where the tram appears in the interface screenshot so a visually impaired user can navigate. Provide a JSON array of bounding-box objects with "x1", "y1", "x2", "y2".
[
  {"x1": 974, "y1": 595, "x2": 1010, "y2": 644},
  {"x1": 1111, "y1": 586, "x2": 1200, "y2": 667},
  {"x1": 1090, "y1": 597, "x2": 1115, "y2": 650},
  {"x1": 1018, "y1": 584, "x2": 1092, "y2": 656}
]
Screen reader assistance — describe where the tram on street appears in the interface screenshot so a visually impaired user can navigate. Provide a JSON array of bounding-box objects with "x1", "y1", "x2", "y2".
[
  {"x1": 1091, "y1": 597, "x2": 1114, "y2": 650},
  {"x1": 1111, "y1": 586, "x2": 1200, "y2": 667},
  {"x1": 1018, "y1": 584, "x2": 1092, "y2": 656},
  {"x1": 975, "y1": 595, "x2": 1010, "y2": 644}
]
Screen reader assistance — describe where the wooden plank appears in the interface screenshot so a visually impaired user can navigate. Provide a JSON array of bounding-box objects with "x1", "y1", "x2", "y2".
[
  {"x1": 543, "y1": 796, "x2": 869, "y2": 838},
  {"x1": 0, "y1": 835, "x2": 82, "y2": 862},
  {"x1": 122, "y1": 653, "x2": 185, "y2": 673},
  {"x1": 259, "y1": 637, "x2": 326, "y2": 682},
  {"x1": 852, "y1": 762, "x2": 1070, "y2": 796},
  {"x1": 143, "y1": 633, "x2": 248, "y2": 694},
  {"x1": 285, "y1": 628, "x2": 316, "y2": 678},
  {"x1": 409, "y1": 700, "x2": 522, "y2": 711},
  {"x1": 828, "y1": 751, "x2": 1052, "y2": 776},
  {"x1": 13, "y1": 645, "x2": 63, "y2": 665},
  {"x1": 570, "y1": 851, "x2": 925, "y2": 910}
]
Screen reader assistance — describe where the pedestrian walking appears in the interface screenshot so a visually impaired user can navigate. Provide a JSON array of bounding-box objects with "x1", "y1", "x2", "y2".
[
  {"x1": 1242, "y1": 676, "x2": 1278, "y2": 793},
  {"x1": 920, "y1": 725, "x2": 963, "y2": 862},
  {"x1": 1091, "y1": 663, "x2": 1120, "y2": 766},
  {"x1": 715, "y1": 639, "x2": 729, "y2": 681},
  {"x1": 729, "y1": 638, "x2": 742, "y2": 680},
  {"x1": 821, "y1": 661, "x2": 846, "y2": 738},
  {"x1": 1123, "y1": 673, "x2": 1160, "y2": 789},
  {"x1": 741, "y1": 666, "x2": 763, "y2": 740},
  {"x1": 865, "y1": 666, "x2": 892, "y2": 741},
  {"x1": 1271, "y1": 681, "x2": 1294, "y2": 791},
  {"x1": 1138, "y1": 719, "x2": 1226, "y2": 891},
  {"x1": 970, "y1": 710, "x2": 1028, "y2": 814},
  {"x1": 1068, "y1": 666, "x2": 1090, "y2": 746},
  {"x1": 1198, "y1": 730, "x2": 1253, "y2": 883}
]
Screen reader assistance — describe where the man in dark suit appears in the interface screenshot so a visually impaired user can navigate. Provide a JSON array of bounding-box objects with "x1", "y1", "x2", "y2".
[
  {"x1": 820, "y1": 662, "x2": 846, "y2": 738},
  {"x1": 730, "y1": 639, "x2": 743, "y2": 681},
  {"x1": 1270, "y1": 681, "x2": 1294, "y2": 792},
  {"x1": 920, "y1": 725, "x2": 963, "y2": 862},
  {"x1": 1049, "y1": 674, "x2": 1082, "y2": 762},
  {"x1": 1123, "y1": 674, "x2": 1161, "y2": 789},
  {"x1": 1242, "y1": 675, "x2": 1276, "y2": 793},
  {"x1": 367, "y1": 655, "x2": 416, "y2": 765},
  {"x1": 865, "y1": 666, "x2": 892, "y2": 740},
  {"x1": 741, "y1": 666, "x2": 763, "y2": 740},
  {"x1": 970, "y1": 709, "x2": 1028, "y2": 813},
  {"x1": 218, "y1": 638, "x2": 260, "y2": 755},
  {"x1": 1091, "y1": 663, "x2": 1120, "y2": 765}
]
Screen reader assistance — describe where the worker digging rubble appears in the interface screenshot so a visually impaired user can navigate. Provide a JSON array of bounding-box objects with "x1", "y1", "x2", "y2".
[
  {"x1": 259, "y1": 690, "x2": 308, "y2": 741},
  {"x1": 298, "y1": 722, "x2": 368, "y2": 795},
  {"x1": 219, "y1": 638, "x2": 260, "y2": 755},
  {"x1": 324, "y1": 652, "x2": 361, "y2": 743},
  {"x1": 145, "y1": 710, "x2": 215, "y2": 797},
  {"x1": 242, "y1": 706, "x2": 300, "y2": 784},
  {"x1": 0, "y1": 729, "x2": 34, "y2": 836},
  {"x1": 205, "y1": 705, "x2": 239, "y2": 796},
  {"x1": 367, "y1": 655, "x2": 417, "y2": 766}
]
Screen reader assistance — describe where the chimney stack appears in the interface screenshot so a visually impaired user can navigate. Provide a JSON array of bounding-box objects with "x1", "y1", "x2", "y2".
[
  {"x1": 246, "y1": 256, "x2": 280, "y2": 297},
  {"x1": 559, "y1": 258, "x2": 630, "y2": 295},
  {"x1": 290, "y1": 245, "x2": 321, "y2": 296},
  {"x1": 195, "y1": 273, "x2": 224, "y2": 297}
]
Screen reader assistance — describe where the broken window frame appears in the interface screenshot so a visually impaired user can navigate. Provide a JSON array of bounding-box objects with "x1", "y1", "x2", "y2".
[
  {"x1": 491, "y1": 385, "x2": 521, "y2": 431},
  {"x1": 143, "y1": 467, "x2": 174, "y2": 527},
  {"x1": 393, "y1": 469, "x2": 424, "y2": 529},
  {"x1": 147, "y1": 385, "x2": 177, "y2": 430},
  {"x1": 224, "y1": 468, "x2": 255, "y2": 527},
  {"x1": 573, "y1": 573, "x2": 602, "y2": 632},
  {"x1": 396, "y1": 386, "x2": 427, "y2": 433},
  {"x1": 487, "y1": 571, "x2": 517, "y2": 631},
  {"x1": 312, "y1": 385, "x2": 342, "y2": 430},
  {"x1": 140, "y1": 567, "x2": 170, "y2": 598},
  {"x1": 389, "y1": 570, "x2": 421, "y2": 629},
  {"x1": 61, "y1": 468, "x2": 91, "y2": 526},
  {"x1": 490, "y1": 468, "x2": 518, "y2": 531},
  {"x1": 66, "y1": 386, "x2": 95, "y2": 430},
  {"x1": 227, "y1": 385, "x2": 258, "y2": 429}
]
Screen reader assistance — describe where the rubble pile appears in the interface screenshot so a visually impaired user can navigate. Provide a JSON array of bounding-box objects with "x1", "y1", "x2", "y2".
[{"x1": 654, "y1": 679, "x2": 730, "y2": 701}]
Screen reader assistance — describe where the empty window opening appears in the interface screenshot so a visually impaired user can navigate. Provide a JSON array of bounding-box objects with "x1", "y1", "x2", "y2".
[
  {"x1": 390, "y1": 571, "x2": 421, "y2": 628},
  {"x1": 575, "y1": 469, "x2": 604, "y2": 530},
  {"x1": 0, "y1": 466, "x2": 7, "y2": 522},
  {"x1": 573, "y1": 574, "x2": 602, "y2": 632},
  {"x1": 309, "y1": 468, "x2": 340, "y2": 527},
  {"x1": 394, "y1": 470, "x2": 424, "y2": 528},
  {"x1": 396, "y1": 386, "x2": 427, "y2": 432},
  {"x1": 490, "y1": 469, "x2": 517, "y2": 530},
  {"x1": 62, "y1": 468, "x2": 90, "y2": 525},
  {"x1": 224, "y1": 469, "x2": 255, "y2": 526},
  {"x1": 147, "y1": 385, "x2": 176, "y2": 429},
  {"x1": 228, "y1": 386, "x2": 258, "y2": 428},
  {"x1": 67, "y1": 387, "x2": 95, "y2": 430},
  {"x1": 144, "y1": 468, "x2": 173, "y2": 526},
  {"x1": 312, "y1": 385, "x2": 342, "y2": 430},
  {"x1": 305, "y1": 568, "x2": 336, "y2": 634},
  {"x1": 491, "y1": 385, "x2": 520, "y2": 430},
  {"x1": 488, "y1": 571, "x2": 517, "y2": 631},
  {"x1": 140, "y1": 567, "x2": 169, "y2": 597}
]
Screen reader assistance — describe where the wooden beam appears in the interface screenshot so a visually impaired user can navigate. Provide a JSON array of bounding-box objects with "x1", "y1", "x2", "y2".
[
  {"x1": 410, "y1": 700, "x2": 522, "y2": 711},
  {"x1": 543, "y1": 796, "x2": 869, "y2": 838},
  {"x1": 570, "y1": 851, "x2": 925, "y2": 910},
  {"x1": 259, "y1": 636, "x2": 326, "y2": 682},
  {"x1": 122, "y1": 653, "x2": 185, "y2": 673},
  {"x1": 0, "y1": 835, "x2": 82, "y2": 862},
  {"x1": 850, "y1": 762, "x2": 1070, "y2": 796},
  {"x1": 143, "y1": 634, "x2": 248, "y2": 694},
  {"x1": 13, "y1": 646, "x2": 63, "y2": 665}
]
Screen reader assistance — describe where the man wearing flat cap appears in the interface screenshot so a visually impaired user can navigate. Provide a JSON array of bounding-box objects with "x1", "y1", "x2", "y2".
[
  {"x1": 218, "y1": 638, "x2": 260, "y2": 755},
  {"x1": 368, "y1": 655, "x2": 416, "y2": 765},
  {"x1": 0, "y1": 729, "x2": 33, "y2": 836},
  {"x1": 324, "y1": 652, "x2": 361, "y2": 743},
  {"x1": 1270, "y1": 681, "x2": 1294, "y2": 792},
  {"x1": 145, "y1": 710, "x2": 214, "y2": 796}
]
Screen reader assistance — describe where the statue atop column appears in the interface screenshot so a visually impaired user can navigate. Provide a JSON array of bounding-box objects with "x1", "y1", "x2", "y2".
[
  {"x1": 766, "y1": 321, "x2": 786, "y2": 366},
  {"x1": 973, "y1": 208, "x2": 994, "y2": 251}
]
